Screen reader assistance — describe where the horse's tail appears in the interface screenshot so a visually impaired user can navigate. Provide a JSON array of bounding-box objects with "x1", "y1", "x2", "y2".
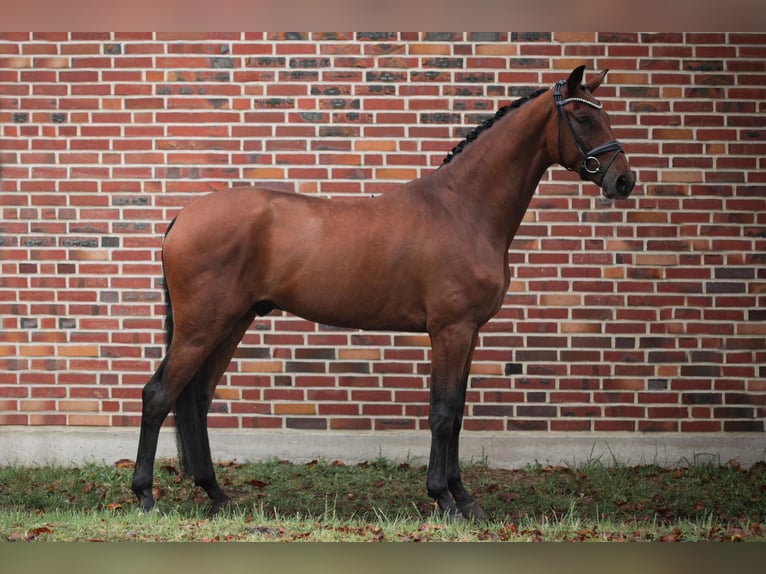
[
  {"x1": 173, "y1": 371, "x2": 210, "y2": 476},
  {"x1": 161, "y1": 217, "x2": 210, "y2": 476},
  {"x1": 161, "y1": 217, "x2": 176, "y2": 352}
]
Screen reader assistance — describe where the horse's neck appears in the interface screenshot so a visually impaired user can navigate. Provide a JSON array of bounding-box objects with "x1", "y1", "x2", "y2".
[{"x1": 434, "y1": 97, "x2": 554, "y2": 250}]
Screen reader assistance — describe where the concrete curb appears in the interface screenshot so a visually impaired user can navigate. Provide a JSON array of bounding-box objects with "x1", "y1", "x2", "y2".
[{"x1": 2, "y1": 426, "x2": 764, "y2": 468}]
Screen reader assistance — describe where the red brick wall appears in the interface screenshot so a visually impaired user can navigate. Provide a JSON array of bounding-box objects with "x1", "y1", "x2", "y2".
[{"x1": 1, "y1": 32, "x2": 764, "y2": 434}]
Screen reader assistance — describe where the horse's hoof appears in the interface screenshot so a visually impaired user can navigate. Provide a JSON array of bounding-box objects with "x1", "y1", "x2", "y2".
[
  {"x1": 209, "y1": 496, "x2": 232, "y2": 515},
  {"x1": 434, "y1": 499, "x2": 463, "y2": 522},
  {"x1": 459, "y1": 500, "x2": 489, "y2": 522},
  {"x1": 137, "y1": 495, "x2": 155, "y2": 512}
]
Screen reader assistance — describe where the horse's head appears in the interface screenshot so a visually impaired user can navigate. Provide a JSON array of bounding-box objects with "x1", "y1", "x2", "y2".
[{"x1": 551, "y1": 65, "x2": 636, "y2": 200}]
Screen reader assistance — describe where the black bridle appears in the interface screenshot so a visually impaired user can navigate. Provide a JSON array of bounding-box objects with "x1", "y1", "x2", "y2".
[{"x1": 554, "y1": 79, "x2": 624, "y2": 184}]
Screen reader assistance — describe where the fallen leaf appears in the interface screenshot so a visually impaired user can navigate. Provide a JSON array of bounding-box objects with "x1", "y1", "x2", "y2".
[
  {"x1": 83, "y1": 481, "x2": 95, "y2": 494},
  {"x1": 371, "y1": 526, "x2": 385, "y2": 542},
  {"x1": 26, "y1": 525, "x2": 53, "y2": 542},
  {"x1": 247, "y1": 479, "x2": 267, "y2": 489},
  {"x1": 161, "y1": 464, "x2": 182, "y2": 476},
  {"x1": 115, "y1": 459, "x2": 135, "y2": 469}
]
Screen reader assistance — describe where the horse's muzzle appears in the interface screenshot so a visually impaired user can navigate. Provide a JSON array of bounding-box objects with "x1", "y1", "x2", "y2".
[{"x1": 602, "y1": 170, "x2": 636, "y2": 200}]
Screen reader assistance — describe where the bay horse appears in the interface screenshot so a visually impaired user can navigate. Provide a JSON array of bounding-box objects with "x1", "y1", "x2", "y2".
[{"x1": 131, "y1": 65, "x2": 635, "y2": 520}]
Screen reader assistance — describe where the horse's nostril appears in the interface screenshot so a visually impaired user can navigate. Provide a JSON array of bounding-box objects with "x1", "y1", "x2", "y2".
[{"x1": 616, "y1": 174, "x2": 634, "y2": 198}]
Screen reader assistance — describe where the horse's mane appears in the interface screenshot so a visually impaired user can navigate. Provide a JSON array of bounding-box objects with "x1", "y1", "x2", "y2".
[{"x1": 441, "y1": 87, "x2": 550, "y2": 165}]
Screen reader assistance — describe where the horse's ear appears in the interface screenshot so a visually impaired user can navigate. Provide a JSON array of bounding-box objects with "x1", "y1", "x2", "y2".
[
  {"x1": 566, "y1": 65, "x2": 586, "y2": 93},
  {"x1": 586, "y1": 69, "x2": 609, "y2": 94}
]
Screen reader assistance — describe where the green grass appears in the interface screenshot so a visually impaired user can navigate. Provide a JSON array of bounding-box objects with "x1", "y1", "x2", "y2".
[{"x1": 1, "y1": 457, "x2": 765, "y2": 541}]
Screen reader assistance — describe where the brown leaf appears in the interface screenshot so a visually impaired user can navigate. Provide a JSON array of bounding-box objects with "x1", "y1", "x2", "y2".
[
  {"x1": 730, "y1": 528, "x2": 747, "y2": 542},
  {"x1": 247, "y1": 479, "x2": 267, "y2": 489},
  {"x1": 106, "y1": 502, "x2": 123, "y2": 511},
  {"x1": 161, "y1": 464, "x2": 182, "y2": 476},
  {"x1": 26, "y1": 525, "x2": 53, "y2": 541},
  {"x1": 371, "y1": 527, "x2": 385, "y2": 542},
  {"x1": 500, "y1": 491, "x2": 521, "y2": 503},
  {"x1": 83, "y1": 481, "x2": 95, "y2": 494},
  {"x1": 115, "y1": 459, "x2": 135, "y2": 469},
  {"x1": 331, "y1": 460, "x2": 345, "y2": 466}
]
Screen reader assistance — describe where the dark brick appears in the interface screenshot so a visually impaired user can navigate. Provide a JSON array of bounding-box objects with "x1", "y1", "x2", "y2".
[
  {"x1": 469, "y1": 32, "x2": 507, "y2": 42},
  {"x1": 682, "y1": 393, "x2": 721, "y2": 405},
  {"x1": 508, "y1": 419, "x2": 548, "y2": 431},
  {"x1": 424, "y1": 58, "x2": 464, "y2": 69},
  {"x1": 285, "y1": 362, "x2": 326, "y2": 373},
  {"x1": 517, "y1": 405, "x2": 557, "y2": 418},
  {"x1": 706, "y1": 281, "x2": 747, "y2": 294},
  {"x1": 681, "y1": 365, "x2": 721, "y2": 377},
  {"x1": 424, "y1": 32, "x2": 462, "y2": 42},
  {"x1": 286, "y1": 417, "x2": 327, "y2": 430},
  {"x1": 511, "y1": 32, "x2": 552, "y2": 42},
  {"x1": 474, "y1": 405, "x2": 514, "y2": 417},
  {"x1": 648, "y1": 379, "x2": 669, "y2": 390},
  {"x1": 504, "y1": 363, "x2": 523, "y2": 376},
  {"x1": 724, "y1": 420, "x2": 764, "y2": 432}
]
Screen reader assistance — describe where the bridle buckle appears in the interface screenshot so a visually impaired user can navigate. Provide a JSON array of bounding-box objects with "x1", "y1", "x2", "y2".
[{"x1": 583, "y1": 156, "x2": 601, "y2": 174}]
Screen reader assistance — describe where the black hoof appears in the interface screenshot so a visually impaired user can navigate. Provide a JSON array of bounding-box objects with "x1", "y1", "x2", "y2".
[
  {"x1": 434, "y1": 498, "x2": 463, "y2": 522},
  {"x1": 458, "y1": 500, "x2": 488, "y2": 522},
  {"x1": 209, "y1": 495, "x2": 232, "y2": 515},
  {"x1": 135, "y1": 492, "x2": 155, "y2": 512}
]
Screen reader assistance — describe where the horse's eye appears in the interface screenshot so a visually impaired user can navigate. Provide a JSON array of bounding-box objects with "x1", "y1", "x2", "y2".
[{"x1": 575, "y1": 114, "x2": 590, "y2": 125}]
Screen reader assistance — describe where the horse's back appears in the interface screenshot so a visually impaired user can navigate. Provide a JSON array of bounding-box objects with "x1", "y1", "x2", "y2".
[{"x1": 163, "y1": 185, "x2": 441, "y2": 331}]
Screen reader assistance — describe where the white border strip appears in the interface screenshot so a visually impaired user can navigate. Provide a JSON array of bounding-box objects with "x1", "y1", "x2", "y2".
[{"x1": 1, "y1": 426, "x2": 764, "y2": 469}]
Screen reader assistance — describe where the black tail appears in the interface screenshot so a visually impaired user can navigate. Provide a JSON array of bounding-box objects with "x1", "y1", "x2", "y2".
[
  {"x1": 173, "y1": 371, "x2": 211, "y2": 477},
  {"x1": 161, "y1": 217, "x2": 176, "y2": 353},
  {"x1": 161, "y1": 218, "x2": 213, "y2": 477}
]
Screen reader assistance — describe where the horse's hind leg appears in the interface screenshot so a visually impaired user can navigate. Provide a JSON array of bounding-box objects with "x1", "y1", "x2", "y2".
[
  {"x1": 174, "y1": 308, "x2": 257, "y2": 513},
  {"x1": 131, "y1": 344, "x2": 208, "y2": 511},
  {"x1": 131, "y1": 359, "x2": 170, "y2": 511},
  {"x1": 132, "y1": 309, "x2": 250, "y2": 511}
]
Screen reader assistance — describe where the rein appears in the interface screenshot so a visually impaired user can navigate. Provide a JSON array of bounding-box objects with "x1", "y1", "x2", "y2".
[{"x1": 554, "y1": 79, "x2": 624, "y2": 183}]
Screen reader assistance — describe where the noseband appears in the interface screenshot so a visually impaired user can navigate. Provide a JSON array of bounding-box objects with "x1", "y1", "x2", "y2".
[{"x1": 554, "y1": 79, "x2": 624, "y2": 184}]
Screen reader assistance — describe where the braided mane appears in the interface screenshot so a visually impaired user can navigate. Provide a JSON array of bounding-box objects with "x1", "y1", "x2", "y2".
[{"x1": 441, "y1": 87, "x2": 550, "y2": 165}]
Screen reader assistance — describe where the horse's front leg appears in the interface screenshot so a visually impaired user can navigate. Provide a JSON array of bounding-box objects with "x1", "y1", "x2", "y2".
[{"x1": 426, "y1": 322, "x2": 487, "y2": 521}]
